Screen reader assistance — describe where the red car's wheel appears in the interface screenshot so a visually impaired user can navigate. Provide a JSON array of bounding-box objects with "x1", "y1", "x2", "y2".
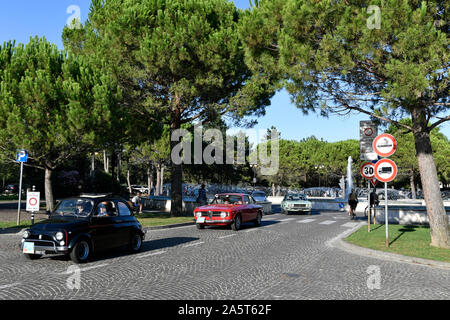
[{"x1": 231, "y1": 214, "x2": 241, "y2": 231}]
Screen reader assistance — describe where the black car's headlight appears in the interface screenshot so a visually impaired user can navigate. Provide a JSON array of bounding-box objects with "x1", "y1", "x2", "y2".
[
  {"x1": 55, "y1": 232, "x2": 64, "y2": 241},
  {"x1": 23, "y1": 230, "x2": 30, "y2": 239}
]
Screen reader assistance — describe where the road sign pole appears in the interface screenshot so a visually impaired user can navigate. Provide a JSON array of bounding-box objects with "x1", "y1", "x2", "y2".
[
  {"x1": 385, "y1": 182, "x2": 389, "y2": 247},
  {"x1": 16, "y1": 161, "x2": 24, "y2": 226},
  {"x1": 368, "y1": 180, "x2": 371, "y2": 232}
]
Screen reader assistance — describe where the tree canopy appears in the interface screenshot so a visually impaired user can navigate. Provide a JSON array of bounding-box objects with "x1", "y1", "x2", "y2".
[{"x1": 0, "y1": 37, "x2": 122, "y2": 210}]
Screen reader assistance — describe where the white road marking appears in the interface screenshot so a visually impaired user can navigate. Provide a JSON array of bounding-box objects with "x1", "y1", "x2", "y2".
[
  {"x1": 319, "y1": 220, "x2": 337, "y2": 225},
  {"x1": 341, "y1": 222, "x2": 361, "y2": 228},
  {"x1": 0, "y1": 282, "x2": 21, "y2": 290},
  {"x1": 218, "y1": 234, "x2": 236, "y2": 239},
  {"x1": 60, "y1": 263, "x2": 109, "y2": 275},
  {"x1": 245, "y1": 228, "x2": 260, "y2": 232},
  {"x1": 297, "y1": 219, "x2": 316, "y2": 223},
  {"x1": 136, "y1": 250, "x2": 167, "y2": 259},
  {"x1": 279, "y1": 218, "x2": 296, "y2": 222},
  {"x1": 183, "y1": 241, "x2": 204, "y2": 248}
]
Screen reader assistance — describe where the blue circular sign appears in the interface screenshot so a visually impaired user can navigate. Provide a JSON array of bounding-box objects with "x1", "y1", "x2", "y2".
[{"x1": 339, "y1": 202, "x2": 345, "y2": 209}]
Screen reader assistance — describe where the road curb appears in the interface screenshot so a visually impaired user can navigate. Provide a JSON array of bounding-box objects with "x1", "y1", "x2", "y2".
[
  {"x1": 0, "y1": 227, "x2": 27, "y2": 236},
  {"x1": 143, "y1": 221, "x2": 195, "y2": 231},
  {"x1": 328, "y1": 222, "x2": 450, "y2": 271}
]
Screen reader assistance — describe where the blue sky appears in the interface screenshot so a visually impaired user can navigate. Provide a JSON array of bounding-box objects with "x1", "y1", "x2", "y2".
[{"x1": 1, "y1": 0, "x2": 448, "y2": 142}]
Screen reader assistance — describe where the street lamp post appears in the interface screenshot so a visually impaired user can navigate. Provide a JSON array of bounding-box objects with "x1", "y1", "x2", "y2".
[{"x1": 315, "y1": 164, "x2": 324, "y2": 188}]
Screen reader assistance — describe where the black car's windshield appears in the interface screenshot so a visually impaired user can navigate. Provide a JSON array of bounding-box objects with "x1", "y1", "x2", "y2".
[
  {"x1": 213, "y1": 195, "x2": 243, "y2": 205},
  {"x1": 53, "y1": 199, "x2": 94, "y2": 217}
]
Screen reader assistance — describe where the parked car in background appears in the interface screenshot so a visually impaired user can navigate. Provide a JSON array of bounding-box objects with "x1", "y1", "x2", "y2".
[
  {"x1": 193, "y1": 193, "x2": 263, "y2": 231},
  {"x1": 3, "y1": 184, "x2": 20, "y2": 195},
  {"x1": 281, "y1": 194, "x2": 312, "y2": 215},
  {"x1": 20, "y1": 195, "x2": 146, "y2": 263},
  {"x1": 251, "y1": 190, "x2": 267, "y2": 202},
  {"x1": 131, "y1": 185, "x2": 149, "y2": 194}
]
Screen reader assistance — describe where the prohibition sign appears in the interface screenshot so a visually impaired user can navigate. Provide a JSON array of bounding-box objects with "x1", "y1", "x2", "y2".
[
  {"x1": 374, "y1": 158, "x2": 398, "y2": 183},
  {"x1": 373, "y1": 133, "x2": 397, "y2": 158},
  {"x1": 29, "y1": 197, "x2": 38, "y2": 206}
]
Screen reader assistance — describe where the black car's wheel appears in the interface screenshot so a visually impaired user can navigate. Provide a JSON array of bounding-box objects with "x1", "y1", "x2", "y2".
[
  {"x1": 254, "y1": 212, "x2": 262, "y2": 227},
  {"x1": 196, "y1": 223, "x2": 205, "y2": 230},
  {"x1": 23, "y1": 253, "x2": 42, "y2": 260},
  {"x1": 70, "y1": 239, "x2": 91, "y2": 264},
  {"x1": 231, "y1": 214, "x2": 241, "y2": 231},
  {"x1": 129, "y1": 233, "x2": 143, "y2": 253}
]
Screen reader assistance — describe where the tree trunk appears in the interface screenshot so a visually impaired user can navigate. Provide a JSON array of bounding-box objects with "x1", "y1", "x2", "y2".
[
  {"x1": 409, "y1": 169, "x2": 416, "y2": 199},
  {"x1": 117, "y1": 152, "x2": 121, "y2": 183},
  {"x1": 126, "y1": 169, "x2": 132, "y2": 194},
  {"x1": 90, "y1": 153, "x2": 95, "y2": 178},
  {"x1": 170, "y1": 105, "x2": 183, "y2": 216},
  {"x1": 147, "y1": 161, "x2": 153, "y2": 196},
  {"x1": 110, "y1": 151, "x2": 117, "y2": 194},
  {"x1": 155, "y1": 164, "x2": 161, "y2": 196},
  {"x1": 44, "y1": 167, "x2": 54, "y2": 212},
  {"x1": 412, "y1": 111, "x2": 450, "y2": 248},
  {"x1": 160, "y1": 165, "x2": 165, "y2": 195},
  {"x1": 103, "y1": 150, "x2": 109, "y2": 173}
]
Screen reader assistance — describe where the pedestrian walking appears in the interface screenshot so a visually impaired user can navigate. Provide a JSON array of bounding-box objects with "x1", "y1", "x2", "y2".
[{"x1": 196, "y1": 184, "x2": 207, "y2": 206}]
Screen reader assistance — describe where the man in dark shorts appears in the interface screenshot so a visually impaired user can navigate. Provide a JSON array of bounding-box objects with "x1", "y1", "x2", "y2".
[{"x1": 348, "y1": 190, "x2": 358, "y2": 217}]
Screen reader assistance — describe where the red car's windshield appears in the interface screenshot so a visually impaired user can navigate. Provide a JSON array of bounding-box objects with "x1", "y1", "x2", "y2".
[{"x1": 213, "y1": 195, "x2": 243, "y2": 205}]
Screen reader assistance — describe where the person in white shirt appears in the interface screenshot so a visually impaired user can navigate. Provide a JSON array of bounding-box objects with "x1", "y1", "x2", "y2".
[{"x1": 132, "y1": 192, "x2": 143, "y2": 214}]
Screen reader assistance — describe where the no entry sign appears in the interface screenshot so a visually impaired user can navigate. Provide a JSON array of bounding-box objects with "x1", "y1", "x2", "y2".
[
  {"x1": 26, "y1": 192, "x2": 40, "y2": 212},
  {"x1": 373, "y1": 133, "x2": 397, "y2": 158},
  {"x1": 374, "y1": 159, "x2": 398, "y2": 183}
]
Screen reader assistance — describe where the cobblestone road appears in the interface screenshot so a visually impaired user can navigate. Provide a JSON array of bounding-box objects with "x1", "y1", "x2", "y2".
[{"x1": 0, "y1": 212, "x2": 449, "y2": 300}]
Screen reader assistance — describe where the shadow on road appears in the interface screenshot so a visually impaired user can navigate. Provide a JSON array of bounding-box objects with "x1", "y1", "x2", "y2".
[{"x1": 44, "y1": 236, "x2": 200, "y2": 263}]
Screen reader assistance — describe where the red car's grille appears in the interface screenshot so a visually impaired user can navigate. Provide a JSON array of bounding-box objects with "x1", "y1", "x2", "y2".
[{"x1": 200, "y1": 211, "x2": 223, "y2": 217}]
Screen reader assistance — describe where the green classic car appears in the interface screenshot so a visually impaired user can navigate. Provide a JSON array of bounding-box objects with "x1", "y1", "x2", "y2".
[{"x1": 281, "y1": 194, "x2": 312, "y2": 215}]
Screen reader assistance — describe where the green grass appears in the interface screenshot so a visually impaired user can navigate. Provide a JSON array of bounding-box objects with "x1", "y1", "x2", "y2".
[
  {"x1": 0, "y1": 220, "x2": 42, "y2": 230},
  {"x1": 345, "y1": 224, "x2": 450, "y2": 263},
  {"x1": 0, "y1": 212, "x2": 193, "y2": 230},
  {"x1": 0, "y1": 195, "x2": 20, "y2": 201},
  {"x1": 135, "y1": 212, "x2": 194, "y2": 227}
]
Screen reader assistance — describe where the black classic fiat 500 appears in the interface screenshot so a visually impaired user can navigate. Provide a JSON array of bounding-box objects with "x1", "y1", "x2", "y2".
[{"x1": 20, "y1": 195, "x2": 146, "y2": 263}]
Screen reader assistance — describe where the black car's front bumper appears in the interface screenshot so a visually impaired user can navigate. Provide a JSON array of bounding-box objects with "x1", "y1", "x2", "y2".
[{"x1": 21, "y1": 239, "x2": 69, "y2": 254}]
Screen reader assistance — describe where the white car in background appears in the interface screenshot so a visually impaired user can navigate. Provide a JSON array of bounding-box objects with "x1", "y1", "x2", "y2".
[{"x1": 131, "y1": 185, "x2": 149, "y2": 194}]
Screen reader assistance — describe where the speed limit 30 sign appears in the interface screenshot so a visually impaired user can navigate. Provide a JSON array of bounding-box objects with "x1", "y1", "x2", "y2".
[{"x1": 360, "y1": 162, "x2": 375, "y2": 179}]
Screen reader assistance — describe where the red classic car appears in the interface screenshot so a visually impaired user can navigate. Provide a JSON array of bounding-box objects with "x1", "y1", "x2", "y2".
[{"x1": 193, "y1": 193, "x2": 263, "y2": 231}]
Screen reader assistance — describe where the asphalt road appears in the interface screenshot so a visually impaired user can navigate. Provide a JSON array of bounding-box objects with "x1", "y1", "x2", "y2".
[{"x1": 0, "y1": 211, "x2": 449, "y2": 300}]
